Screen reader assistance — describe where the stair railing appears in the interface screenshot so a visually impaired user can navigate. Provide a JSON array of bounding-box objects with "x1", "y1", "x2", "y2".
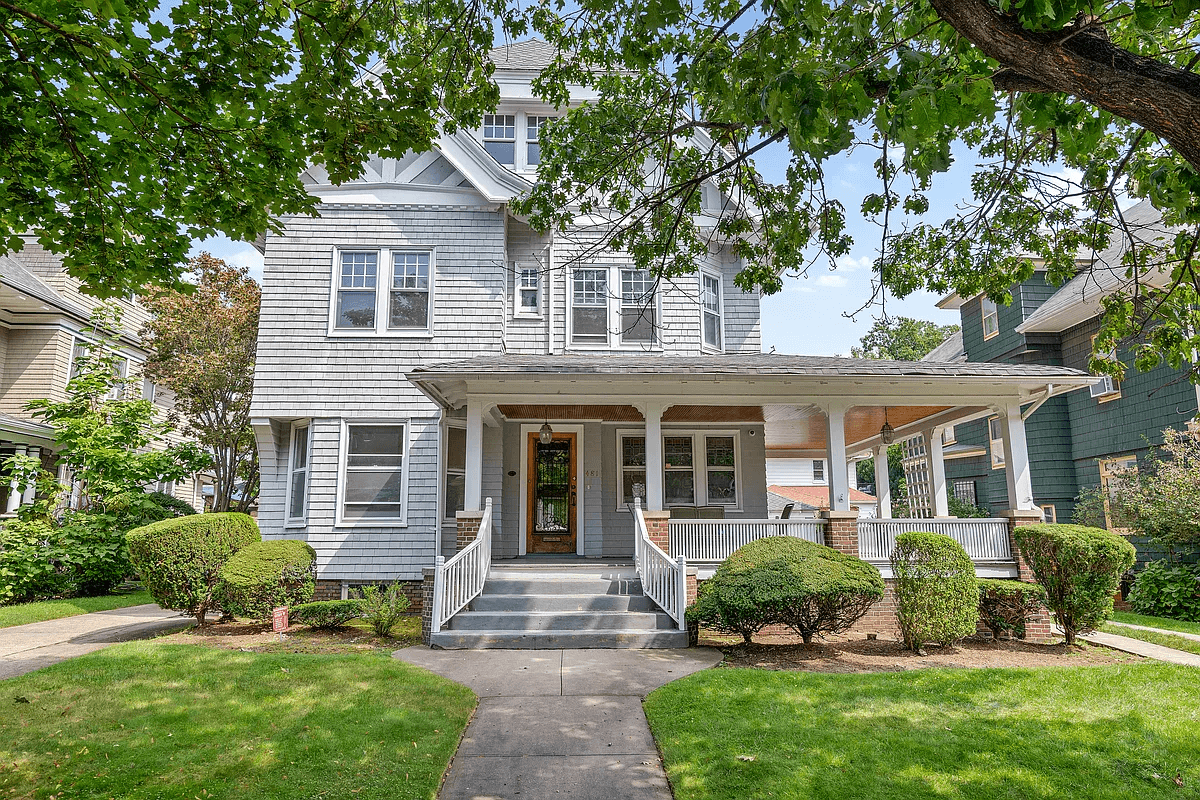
[
  {"x1": 431, "y1": 497, "x2": 493, "y2": 634},
  {"x1": 632, "y1": 498, "x2": 688, "y2": 630}
]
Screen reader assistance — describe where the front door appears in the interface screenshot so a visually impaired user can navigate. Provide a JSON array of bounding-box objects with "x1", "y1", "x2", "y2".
[{"x1": 527, "y1": 432, "x2": 577, "y2": 554}]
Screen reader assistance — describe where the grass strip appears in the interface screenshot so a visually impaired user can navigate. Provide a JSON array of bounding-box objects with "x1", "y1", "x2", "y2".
[
  {"x1": 0, "y1": 589, "x2": 155, "y2": 628},
  {"x1": 1111, "y1": 611, "x2": 1200, "y2": 637},
  {"x1": 0, "y1": 642, "x2": 474, "y2": 800},
  {"x1": 1101, "y1": 623, "x2": 1200, "y2": 656},
  {"x1": 645, "y1": 664, "x2": 1199, "y2": 800}
]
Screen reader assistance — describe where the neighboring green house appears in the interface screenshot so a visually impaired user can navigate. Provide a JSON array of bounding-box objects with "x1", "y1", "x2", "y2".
[{"x1": 924, "y1": 201, "x2": 1200, "y2": 537}]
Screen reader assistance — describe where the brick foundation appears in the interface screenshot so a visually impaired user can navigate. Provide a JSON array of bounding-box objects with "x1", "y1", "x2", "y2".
[
  {"x1": 1003, "y1": 509, "x2": 1053, "y2": 641},
  {"x1": 421, "y1": 567, "x2": 435, "y2": 646},
  {"x1": 643, "y1": 510, "x2": 670, "y2": 551},
  {"x1": 313, "y1": 580, "x2": 342, "y2": 601},
  {"x1": 456, "y1": 510, "x2": 485, "y2": 552},
  {"x1": 313, "y1": 579, "x2": 423, "y2": 611}
]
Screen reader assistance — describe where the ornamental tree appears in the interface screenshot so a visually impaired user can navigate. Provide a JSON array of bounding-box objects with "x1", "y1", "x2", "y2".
[
  {"x1": 517, "y1": 0, "x2": 1200, "y2": 378},
  {"x1": 1114, "y1": 427, "x2": 1200, "y2": 556},
  {"x1": 0, "y1": 0, "x2": 516, "y2": 297},
  {"x1": 140, "y1": 254, "x2": 260, "y2": 513},
  {"x1": 851, "y1": 317, "x2": 960, "y2": 362}
]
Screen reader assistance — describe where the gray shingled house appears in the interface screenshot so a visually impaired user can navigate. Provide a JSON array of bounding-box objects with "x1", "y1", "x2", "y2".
[{"x1": 249, "y1": 40, "x2": 1096, "y2": 647}]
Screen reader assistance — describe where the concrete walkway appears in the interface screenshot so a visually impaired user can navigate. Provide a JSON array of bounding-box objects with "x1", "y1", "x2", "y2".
[
  {"x1": 1107, "y1": 619, "x2": 1200, "y2": 643},
  {"x1": 395, "y1": 647, "x2": 722, "y2": 799},
  {"x1": 1081, "y1": 629, "x2": 1200, "y2": 667},
  {"x1": 0, "y1": 604, "x2": 191, "y2": 680}
]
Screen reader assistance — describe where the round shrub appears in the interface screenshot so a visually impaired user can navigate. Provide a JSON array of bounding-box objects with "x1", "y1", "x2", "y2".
[
  {"x1": 127, "y1": 512, "x2": 259, "y2": 624},
  {"x1": 1128, "y1": 561, "x2": 1200, "y2": 622},
  {"x1": 1012, "y1": 523, "x2": 1136, "y2": 645},
  {"x1": 686, "y1": 536, "x2": 885, "y2": 644},
  {"x1": 292, "y1": 599, "x2": 367, "y2": 630},
  {"x1": 977, "y1": 578, "x2": 1047, "y2": 640},
  {"x1": 216, "y1": 539, "x2": 316, "y2": 622},
  {"x1": 891, "y1": 531, "x2": 978, "y2": 652}
]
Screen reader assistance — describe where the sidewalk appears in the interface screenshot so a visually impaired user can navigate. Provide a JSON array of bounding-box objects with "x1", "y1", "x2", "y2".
[
  {"x1": 395, "y1": 647, "x2": 722, "y2": 800},
  {"x1": 0, "y1": 604, "x2": 191, "y2": 680},
  {"x1": 1107, "y1": 619, "x2": 1200, "y2": 643}
]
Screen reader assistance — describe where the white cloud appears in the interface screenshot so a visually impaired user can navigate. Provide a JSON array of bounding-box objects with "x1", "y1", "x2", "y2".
[{"x1": 815, "y1": 274, "x2": 848, "y2": 288}]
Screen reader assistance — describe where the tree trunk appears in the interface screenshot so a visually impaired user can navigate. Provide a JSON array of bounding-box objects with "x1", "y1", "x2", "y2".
[
  {"x1": 802, "y1": 631, "x2": 813, "y2": 645},
  {"x1": 928, "y1": 0, "x2": 1200, "y2": 172}
]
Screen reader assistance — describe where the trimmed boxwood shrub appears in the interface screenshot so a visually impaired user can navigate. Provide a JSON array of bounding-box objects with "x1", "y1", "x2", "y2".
[
  {"x1": 127, "y1": 513, "x2": 259, "y2": 624},
  {"x1": 891, "y1": 532, "x2": 978, "y2": 652},
  {"x1": 978, "y1": 578, "x2": 1047, "y2": 640},
  {"x1": 216, "y1": 540, "x2": 316, "y2": 622},
  {"x1": 1128, "y1": 561, "x2": 1200, "y2": 622},
  {"x1": 1012, "y1": 523, "x2": 1136, "y2": 645},
  {"x1": 292, "y1": 599, "x2": 367, "y2": 630},
  {"x1": 686, "y1": 536, "x2": 885, "y2": 644}
]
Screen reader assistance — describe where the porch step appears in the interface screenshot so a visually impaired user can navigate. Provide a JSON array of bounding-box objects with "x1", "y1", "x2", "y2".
[
  {"x1": 433, "y1": 566, "x2": 687, "y2": 650},
  {"x1": 429, "y1": 630, "x2": 691, "y2": 649}
]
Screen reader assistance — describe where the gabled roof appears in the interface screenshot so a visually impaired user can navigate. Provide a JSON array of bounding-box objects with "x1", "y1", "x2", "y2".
[
  {"x1": 769, "y1": 484, "x2": 876, "y2": 508},
  {"x1": 488, "y1": 39, "x2": 560, "y2": 72},
  {"x1": 1016, "y1": 200, "x2": 1178, "y2": 334},
  {"x1": 0, "y1": 252, "x2": 91, "y2": 320},
  {"x1": 921, "y1": 330, "x2": 966, "y2": 363}
]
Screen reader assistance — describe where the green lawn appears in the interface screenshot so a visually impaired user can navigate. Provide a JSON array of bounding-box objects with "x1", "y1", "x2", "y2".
[
  {"x1": 1102, "y1": 623, "x2": 1200, "y2": 657},
  {"x1": 645, "y1": 664, "x2": 1200, "y2": 800},
  {"x1": 0, "y1": 642, "x2": 475, "y2": 800},
  {"x1": 1111, "y1": 611, "x2": 1200, "y2": 637},
  {"x1": 0, "y1": 588, "x2": 155, "y2": 628}
]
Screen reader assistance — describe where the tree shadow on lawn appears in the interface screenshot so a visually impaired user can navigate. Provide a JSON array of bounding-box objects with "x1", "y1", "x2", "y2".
[
  {"x1": 647, "y1": 664, "x2": 1199, "y2": 800},
  {"x1": 0, "y1": 642, "x2": 474, "y2": 800}
]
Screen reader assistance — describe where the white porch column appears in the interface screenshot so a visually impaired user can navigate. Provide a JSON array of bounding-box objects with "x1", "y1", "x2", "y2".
[
  {"x1": 464, "y1": 397, "x2": 484, "y2": 512},
  {"x1": 998, "y1": 401, "x2": 1037, "y2": 511},
  {"x1": 643, "y1": 402, "x2": 664, "y2": 511},
  {"x1": 21, "y1": 447, "x2": 40, "y2": 506},
  {"x1": 824, "y1": 404, "x2": 851, "y2": 512},
  {"x1": 873, "y1": 444, "x2": 892, "y2": 519},
  {"x1": 6, "y1": 445, "x2": 26, "y2": 514},
  {"x1": 924, "y1": 427, "x2": 949, "y2": 517}
]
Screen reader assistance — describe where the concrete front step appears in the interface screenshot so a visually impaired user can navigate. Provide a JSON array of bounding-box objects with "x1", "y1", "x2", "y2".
[
  {"x1": 429, "y1": 629, "x2": 691, "y2": 650},
  {"x1": 447, "y1": 610, "x2": 676, "y2": 631},
  {"x1": 483, "y1": 576, "x2": 644, "y2": 596},
  {"x1": 470, "y1": 593, "x2": 658, "y2": 612}
]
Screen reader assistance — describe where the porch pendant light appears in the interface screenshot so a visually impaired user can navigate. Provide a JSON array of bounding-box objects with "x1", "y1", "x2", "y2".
[
  {"x1": 879, "y1": 407, "x2": 896, "y2": 445},
  {"x1": 539, "y1": 421, "x2": 554, "y2": 444}
]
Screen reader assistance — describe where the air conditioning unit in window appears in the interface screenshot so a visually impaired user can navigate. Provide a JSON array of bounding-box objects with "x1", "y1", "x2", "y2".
[{"x1": 1090, "y1": 375, "x2": 1118, "y2": 398}]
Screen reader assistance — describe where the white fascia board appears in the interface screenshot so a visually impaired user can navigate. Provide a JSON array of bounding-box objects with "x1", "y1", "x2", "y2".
[
  {"x1": 309, "y1": 182, "x2": 502, "y2": 209},
  {"x1": 437, "y1": 131, "x2": 533, "y2": 202}
]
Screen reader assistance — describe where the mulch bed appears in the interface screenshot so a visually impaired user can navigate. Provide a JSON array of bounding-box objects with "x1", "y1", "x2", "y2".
[
  {"x1": 700, "y1": 630, "x2": 1142, "y2": 673},
  {"x1": 155, "y1": 616, "x2": 421, "y2": 655}
]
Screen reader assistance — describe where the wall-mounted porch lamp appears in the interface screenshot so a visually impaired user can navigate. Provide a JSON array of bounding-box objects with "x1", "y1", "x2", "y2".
[{"x1": 879, "y1": 407, "x2": 895, "y2": 445}]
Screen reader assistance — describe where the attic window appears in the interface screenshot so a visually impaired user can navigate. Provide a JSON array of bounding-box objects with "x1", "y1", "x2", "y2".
[
  {"x1": 981, "y1": 297, "x2": 999, "y2": 340},
  {"x1": 526, "y1": 116, "x2": 554, "y2": 166},
  {"x1": 483, "y1": 114, "x2": 516, "y2": 165}
]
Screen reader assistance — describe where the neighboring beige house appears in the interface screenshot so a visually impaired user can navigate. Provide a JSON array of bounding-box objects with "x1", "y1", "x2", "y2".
[{"x1": 0, "y1": 238, "x2": 210, "y2": 514}]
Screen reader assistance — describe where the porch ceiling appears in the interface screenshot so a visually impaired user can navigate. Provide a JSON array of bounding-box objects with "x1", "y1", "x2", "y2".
[{"x1": 495, "y1": 404, "x2": 766, "y2": 423}]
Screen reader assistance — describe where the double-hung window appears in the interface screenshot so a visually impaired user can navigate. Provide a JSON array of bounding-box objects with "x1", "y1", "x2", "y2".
[
  {"x1": 812, "y1": 459, "x2": 825, "y2": 482},
  {"x1": 988, "y1": 416, "x2": 1006, "y2": 469},
  {"x1": 981, "y1": 296, "x2": 1000, "y2": 340},
  {"x1": 619, "y1": 432, "x2": 740, "y2": 509},
  {"x1": 620, "y1": 268, "x2": 655, "y2": 344},
  {"x1": 483, "y1": 114, "x2": 516, "y2": 165},
  {"x1": 705, "y1": 437, "x2": 737, "y2": 504},
  {"x1": 572, "y1": 269, "x2": 609, "y2": 344},
  {"x1": 341, "y1": 423, "x2": 407, "y2": 523},
  {"x1": 335, "y1": 251, "x2": 379, "y2": 330},
  {"x1": 444, "y1": 425, "x2": 466, "y2": 521},
  {"x1": 390, "y1": 252, "x2": 431, "y2": 330},
  {"x1": 287, "y1": 423, "x2": 310, "y2": 524},
  {"x1": 701, "y1": 273, "x2": 723, "y2": 350},
  {"x1": 515, "y1": 264, "x2": 541, "y2": 316},
  {"x1": 663, "y1": 436, "x2": 696, "y2": 506},
  {"x1": 527, "y1": 116, "x2": 554, "y2": 166},
  {"x1": 620, "y1": 435, "x2": 647, "y2": 506},
  {"x1": 333, "y1": 250, "x2": 433, "y2": 335},
  {"x1": 570, "y1": 266, "x2": 659, "y2": 347}
]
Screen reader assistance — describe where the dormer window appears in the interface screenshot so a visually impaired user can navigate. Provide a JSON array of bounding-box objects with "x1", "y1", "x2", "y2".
[
  {"x1": 981, "y1": 296, "x2": 999, "y2": 340},
  {"x1": 483, "y1": 114, "x2": 516, "y2": 165},
  {"x1": 527, "y1": 116, "x2": 554, "y2": 166}
]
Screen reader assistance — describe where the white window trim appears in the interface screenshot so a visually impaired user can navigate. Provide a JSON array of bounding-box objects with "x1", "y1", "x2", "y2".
[
  {"x1": 513, "y1": 261, "x2": 543, "y2": 319},
  {"x1": 334, "y1": 418, "x2": 411, "y2": 528},
  {"x1": 327, "y1": 247, "x2": 436, "y2": 338},
  {"x1": 988, "y1": 416, "x2": 1006, "y2": 470},
  {"x1": 699, "y1": 269, "x2": 724, "y2": 353},
  {"x1": 981, "y1": 297, "x2": 1000, "y2": 341},
  {"x1": 615, "y1": 428, "x2": 743, "y2": 511},
  {"x1": 812, "y1": 459, "x2": 825, "y2": 483},
  {"x1": 285, "y1": 420, "x2": 312, "y2": 527},
  {"x1": 482, "y1": 113, "x2": 518, "y2": 166},
  {"x1": 442, "y1": 420, "x2": 467, "y2": 522},
  {"x1": 567, "y1": 265, "x2": 662, "y2": 351}
]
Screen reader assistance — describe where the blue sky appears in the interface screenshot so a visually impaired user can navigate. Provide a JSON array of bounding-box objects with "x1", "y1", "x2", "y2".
[{"x1": 188, "y1": 140, "x2": 973, "y2": 357}]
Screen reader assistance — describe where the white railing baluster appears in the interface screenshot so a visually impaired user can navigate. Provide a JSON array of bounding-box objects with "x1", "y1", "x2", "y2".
[
  {"x1": 667, "y1": 518, "x2": 827, "y2": 563},
  {"x1": 855, "y1": 518, "x2": 1012, "y2": 562},
  {"x1": 632, "y1": 499, "x2": 687, "y2": 630},
  {"x1": 432, "y1": 497, "x2": 494, "y2": 632}
]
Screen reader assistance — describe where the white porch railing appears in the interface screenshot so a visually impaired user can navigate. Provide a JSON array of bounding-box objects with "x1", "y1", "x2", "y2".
[
  {"x1": 430, "y1": 497, "x2": 493, "y2": 634},
  {"x1": 633, "y1": 499, "x2": 687, "y2": 630},
  {"x1": 669, "y1": 518, "x2": 825, "y2": 562},
  {"x1": 857, "y1": 518, "x2": 1012, "y2": 562}
]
